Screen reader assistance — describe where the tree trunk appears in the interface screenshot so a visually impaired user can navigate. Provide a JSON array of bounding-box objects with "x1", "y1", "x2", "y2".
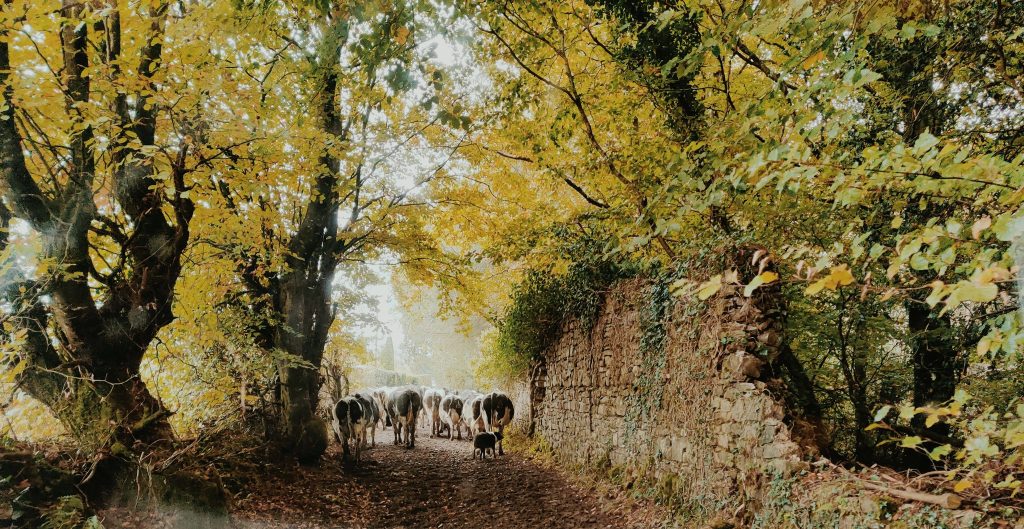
[
  {"x1": 774, "y1": 343, "x2": 823, "y2": 420},
  {"x1": 850, "y1": 387, "x2": 876, "y2": 464},
  {"x1": 881, "y1": 23, "x2": 961, "y2": 466},
  {"x1": 907, "y1": 303, "x2": 961, "y2": 411},
  {"x1": 264, "y1": 24, "x2": 346, "y2": 463},
  {"x1": 273, "y1": 274, "x2": 332, "y2": 464}
]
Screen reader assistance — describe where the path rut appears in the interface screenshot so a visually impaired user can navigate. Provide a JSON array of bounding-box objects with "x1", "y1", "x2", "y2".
[{"x1": 232, "y1": 433, "x2": 668, "y2": 528}]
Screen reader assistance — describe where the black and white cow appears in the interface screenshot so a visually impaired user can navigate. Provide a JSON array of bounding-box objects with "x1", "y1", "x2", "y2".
[
  {"x1": 464, "y1": 394, "x2": 484, "y2": 439},
  {"x1": 439, "y1": 394, "x2": 466, "y2": 440},
  {"x1": 370, "y1": 387, "x2": 392, "y2": 429},
  {"x1": 423, "y1": 388, "x2": 444, "y2": 437},
  {"x1": 331, "y1": 396, "x2": 373, "y2": 464},
  {"x1": 482, "y1": 392, "x2": 515, "y2": 455},
  {"x1": 352, "y1": 392, "x2": 379, "y2": 447},
  {"x1": 416, "y1": 386, "x2": 431, "y2": 429},
  {"x1": 386, "y1": 387, "x2": 422, "y2": 448}
]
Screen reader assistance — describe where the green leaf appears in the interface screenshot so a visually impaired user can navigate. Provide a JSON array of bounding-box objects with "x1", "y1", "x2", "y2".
[
  {"x1": 914, "y1": 132, "x2": 939, "y2": 151},
  {"x1": 929, "y1": 444, "x2": 952, "y2": 460},
  {"x1": 900, "y1": 435, "x2": 924, "y2": 448},
  {"x1": 993, "y1": 211, "x2": 1024, "y2": 242},
  {"x1": 952, "y1": 282, "x2": 999, "y2": 304}
]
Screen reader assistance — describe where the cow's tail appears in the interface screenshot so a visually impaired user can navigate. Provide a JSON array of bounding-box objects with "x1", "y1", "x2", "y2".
[{"x1": 405, "y1": 407, "x2": 415, "y2": 429}]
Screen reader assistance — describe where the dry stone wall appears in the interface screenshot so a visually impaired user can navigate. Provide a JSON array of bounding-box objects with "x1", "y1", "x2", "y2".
[{"x1": 522, "y1": 274, "x2": 806, "y2": 512}]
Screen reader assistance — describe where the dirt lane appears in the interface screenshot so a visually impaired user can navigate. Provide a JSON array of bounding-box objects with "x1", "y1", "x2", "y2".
[{"x1": 232, "y1": 432, "x2": 668, "y2": 529}]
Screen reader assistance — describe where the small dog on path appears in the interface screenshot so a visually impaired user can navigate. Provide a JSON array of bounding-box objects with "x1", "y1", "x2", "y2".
[{"x1": 473, "y1": 431, "x2": 503, "y2": 460}]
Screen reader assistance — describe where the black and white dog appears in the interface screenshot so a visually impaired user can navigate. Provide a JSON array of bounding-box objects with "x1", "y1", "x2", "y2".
[{"x1": 473, "y1": 431, "x2": 503, "y2": 460}]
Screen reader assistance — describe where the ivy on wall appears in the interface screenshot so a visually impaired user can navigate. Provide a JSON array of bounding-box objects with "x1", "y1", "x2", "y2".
[{"x1": 489, "y1": 244, "x2": 638, "y2": 378}]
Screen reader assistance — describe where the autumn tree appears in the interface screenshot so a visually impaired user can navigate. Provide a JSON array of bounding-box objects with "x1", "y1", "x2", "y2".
[
  {"x1": 0, "y1": 0, "x2": 236, "y2": 453},
  {"x1": 194, "y1": 0, "x2": 467, "y2": 462}
]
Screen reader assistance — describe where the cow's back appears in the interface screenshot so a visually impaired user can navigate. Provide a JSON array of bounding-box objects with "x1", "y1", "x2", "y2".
[
  {"x1": 391, "y1": 387, "x2": 420, "y2": 417},
  {"x1": 442, "y1": 395, "x2": 463, "y2": 416},
  {"x1": 333, "y1": 399, "x2": 350, "y2": 428},
  {"x1": 354, "y1": 393, "x2": 377, "y2": 423},
  {"x1": 346, "y1": 397, "x2": 363, "y2": 424},
  {"x1": 471, "y1": 397, "x2": 481, "y2": 421},
  {"x1": 482, "y1": 392, "x2": 514, "y2": 424}
]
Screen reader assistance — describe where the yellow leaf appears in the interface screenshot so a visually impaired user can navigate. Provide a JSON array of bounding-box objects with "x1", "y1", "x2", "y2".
[
  {"x1": 807, "y1": 265, "x2": 855, "y2": 295},
  {"x1": 886, "y1": 262, "x2": 900, "y2": 279},
  {"x1": 806, "y1": 278, "x2": 827, "y2": 295},
  {"x1": 953, "y1": 480, "x2": 973, "y2": 493},
  {"x1": 670, "y1": 278, "x2": 692, "y2": 295},
  {"x1": 900, "y1": 435, "x2": 924, "y2": 448},
  {"x1": 971, "y1": 216, "x2": 991, "y2": 239},
  {"x1": 696, "y1": 275, "x2": 722, "y2": 300},
  {"x1": 976, "y1": 336, "x2": 991, "y2": 356},
  {"x1": 743, "y1": 271, "x2": 779, "y2": 297},
  {"x1": 977, "y1": 266, "x2": 1009, "y2": 284},
  {"x1": 955, "y1": 282, "x2": 999, "y2": 303},
  {"x1": 1, "y1": 358, "x2": 26, "y2": 384},
  {"x1": 395, "y1": 26, "x2": 411, "y2": 45},
  {"x1": 829, "y1": 265, "x2": 855, "y2": 287},
  {"x1": 801, "y1": 50, "x2": 826, "y2": 70}
]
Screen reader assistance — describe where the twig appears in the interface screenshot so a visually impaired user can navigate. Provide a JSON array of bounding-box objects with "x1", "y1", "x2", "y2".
[
  {"x1": 833, "y1": 463, "x2": 963, "y2": 508},
  {"x1": 858, "y1": 481, "x2": 962, "y2": 509}
]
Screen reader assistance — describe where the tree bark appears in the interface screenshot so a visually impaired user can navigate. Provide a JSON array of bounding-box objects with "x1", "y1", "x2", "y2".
[
  {"x1": 907, "y1": 303, "x2": 961, "y2": 410},
  {"x1": 774, "y1": 342, "x2": 823, "y2": 421}
]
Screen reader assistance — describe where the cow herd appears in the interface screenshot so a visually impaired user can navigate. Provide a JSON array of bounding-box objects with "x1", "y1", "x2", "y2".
[{"x1": 330, "y1": 386, "x2": 516, "y2": 465}]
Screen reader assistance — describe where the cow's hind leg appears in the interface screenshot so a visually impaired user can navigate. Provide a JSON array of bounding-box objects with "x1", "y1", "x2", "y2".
[{"x1": 340, "y1": 435, "x2": 351, "y2": 466}]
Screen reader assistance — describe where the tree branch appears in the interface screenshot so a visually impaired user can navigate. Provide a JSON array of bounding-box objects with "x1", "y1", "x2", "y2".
[
  {"x1": 561, "y1": 176, "x2": 609, "y2": 208},
  {"x1": 0, "y1": 5, "x2": 52, "y2": 229}
]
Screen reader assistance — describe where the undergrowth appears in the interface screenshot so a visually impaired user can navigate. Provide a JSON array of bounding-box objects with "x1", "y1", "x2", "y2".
[{"x1": 486, "y1": 230, "x2": 640, "y2": 379}]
